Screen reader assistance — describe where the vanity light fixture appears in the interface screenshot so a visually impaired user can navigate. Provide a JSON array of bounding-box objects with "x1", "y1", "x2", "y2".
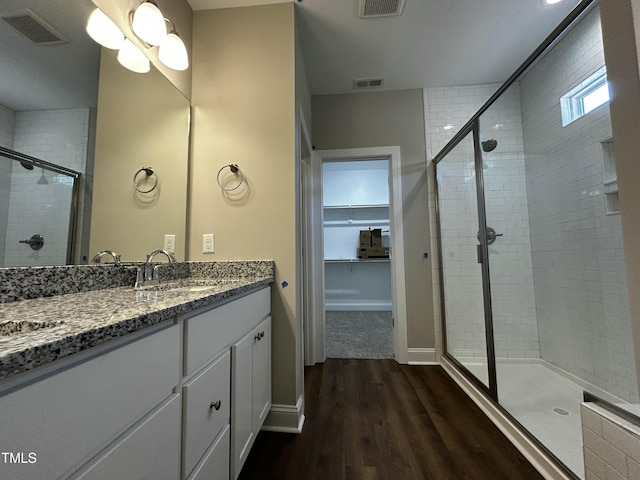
[
  {"x1": 158, "y1": 22, "x2": 189, "y2": 71},
  {"x1": 117, "y1": 38, "x2": 151, "y2": 74},
  {"x1": 85, "y1": 8, "x2": 124, "y2": 50},
  {"x1": 130, "y1": 1, "x2": 166, "y2": 46},
  {"x1": 86, "y1": 4, "x2": 189, "y2": 73},
  {"x1": 544, "y1": 0, "x2": 563, "y2": 4}
]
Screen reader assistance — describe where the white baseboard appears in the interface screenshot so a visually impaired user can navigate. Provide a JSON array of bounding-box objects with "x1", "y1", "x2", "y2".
[
  {"x1": 407, "y1": 348, "x2": 437, "y2": 365},
  {"x1": 261, "y1": 394, "x2": 305, "y2": 434}
]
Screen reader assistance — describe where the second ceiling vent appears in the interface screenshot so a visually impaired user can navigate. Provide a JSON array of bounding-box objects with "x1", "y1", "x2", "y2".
[
  {"x1": 353, "y1": 77, "x2": 385, "y2": 90},
  {"x1": 358, "y1": 0, "x2": 406, "y2": 18}
]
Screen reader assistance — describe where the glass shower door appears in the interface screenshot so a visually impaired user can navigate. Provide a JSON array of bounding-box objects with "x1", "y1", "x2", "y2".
[{"x1": 436, "y1": 129, "x2": 492, "y2": 390}]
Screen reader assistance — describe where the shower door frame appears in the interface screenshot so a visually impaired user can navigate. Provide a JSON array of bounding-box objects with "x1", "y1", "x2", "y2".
[
  {"x1": 432, "y1": 1, "x2": 597, "y2": 477},
  {"x1": 433, "y1": 0, "x2": 596, "y2": 403},
  {"x1": 434, "y1": 121, "x2": 498, "y2": 400}
]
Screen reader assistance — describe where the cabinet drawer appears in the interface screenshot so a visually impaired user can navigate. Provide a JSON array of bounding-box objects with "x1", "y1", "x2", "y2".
[
  {"x1": 187, "y1": 425, "x2": 230, "y2": 480},
  {"x1": 184, "y1": 287, "x2": 270, "y2": 375},
  {"x1": 183, "y1": 351, "x2": 231, "y2": 478},
  {"x1": 73, "y1": 394, "x2": 181, "y2": 480},
  {"x1": 0, "y1": 324, "x2": 180, "y2": 480}
]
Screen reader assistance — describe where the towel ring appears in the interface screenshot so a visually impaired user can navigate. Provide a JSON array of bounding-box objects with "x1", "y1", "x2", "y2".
[
  {"x1": 133, "y1": 167, "x2": 158, "y2": 193},
  {"x1": 216, "y1": 164, "x2": 244, "y2": 191}
]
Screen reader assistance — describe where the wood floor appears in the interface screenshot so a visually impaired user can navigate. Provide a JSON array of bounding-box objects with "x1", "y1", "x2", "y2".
[{"x1": 238, "y1": 359, "x2": 544, "y2": 480}]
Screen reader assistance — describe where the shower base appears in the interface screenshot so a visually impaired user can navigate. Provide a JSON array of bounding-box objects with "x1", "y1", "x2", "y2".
[{"x1": 457, "y1": 358, "x2": 630, "y2": 479}]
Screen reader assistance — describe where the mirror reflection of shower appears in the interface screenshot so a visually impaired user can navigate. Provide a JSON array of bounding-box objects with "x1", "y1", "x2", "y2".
[{"x1": 0, "y1": 146, "x2": 80, "y2": 267}]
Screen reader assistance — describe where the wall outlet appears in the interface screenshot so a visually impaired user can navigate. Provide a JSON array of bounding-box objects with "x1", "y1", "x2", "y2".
[
  {"x1": 203, "y1": 233, "x2": 214, "y2": 254},
  {"x1": 164, "y1": 234, "x2": 176, "y2": 253}
]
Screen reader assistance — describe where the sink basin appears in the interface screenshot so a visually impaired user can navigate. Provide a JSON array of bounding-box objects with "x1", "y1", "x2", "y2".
[
  {"x1": 168, "y1": 285, "x2": 219, "y2": 292},
  {"x1": 0, "y1": 320, "x2": 65, "y2": 337},
  {"x1": 135, "y1": 279, "x2": 243, "y2": 293}
]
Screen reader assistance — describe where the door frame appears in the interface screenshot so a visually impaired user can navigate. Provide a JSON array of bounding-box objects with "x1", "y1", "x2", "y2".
[{"x1": 305, "y1": 146, "x2": 408, "y2": 364}]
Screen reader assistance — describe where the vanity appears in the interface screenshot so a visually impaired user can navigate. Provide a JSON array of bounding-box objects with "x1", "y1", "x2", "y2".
[{"x1": 0, "y1": 261, "x2": 273, "y2": 480}]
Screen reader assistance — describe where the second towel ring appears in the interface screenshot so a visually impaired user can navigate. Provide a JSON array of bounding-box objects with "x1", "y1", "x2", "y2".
[
  {"x1": 216, "y1": 164, "x2": 244, "y2": 191},
  {"x1": 133, "y1": 167, "x2": 158, "y2": 193}
]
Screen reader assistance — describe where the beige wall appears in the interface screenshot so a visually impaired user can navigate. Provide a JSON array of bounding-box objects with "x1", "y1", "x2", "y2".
[
  {"x1": 311, "y1": 90, "x2": 434, "y2": 350},
  {"x1": 599, "y1": 0, "x2": 640, "y2": 389},
  {"x1": 92, "y1": 0, "x2": 193, "y2": 99},
  {"x1": 190, "y1": 4, "x2": 299, "y2": 406},
  {"x1": 90, "y1": 50, "x2": 190, "y2": 262}
]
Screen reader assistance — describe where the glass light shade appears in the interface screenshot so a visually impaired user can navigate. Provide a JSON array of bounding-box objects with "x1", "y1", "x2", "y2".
[
  {"x1": 86, "y1": 9, "x2": 124, "y2": 50},
  {"x1": 117, "y1": 39, "x2": 150, "y2": 73},
  {"x1": 158, "y1": 32, "x2": 189, "y2": 71},
  {"x1": 131, "y1": 2, "x2": 167, "y2": 46}
]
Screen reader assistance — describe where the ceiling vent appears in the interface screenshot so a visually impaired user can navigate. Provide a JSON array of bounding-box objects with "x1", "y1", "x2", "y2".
[
  {"x1": 353, "y1": 77, "x2": 385, "y2": 90},
  {"x1": 1, "y1": 10, "x2": 68, "y2": 45},
  {"x1": 358, "y1": 0, "x2": 406, "y2": 18}
]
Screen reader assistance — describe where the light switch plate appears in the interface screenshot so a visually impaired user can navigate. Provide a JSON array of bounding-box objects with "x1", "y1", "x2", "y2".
[
  {"x1": 203, "y1": 233, "x2": 214, "y2": 253},
  {"x1": 164, "y1": 234, "x2": 176, "y2": 253}
]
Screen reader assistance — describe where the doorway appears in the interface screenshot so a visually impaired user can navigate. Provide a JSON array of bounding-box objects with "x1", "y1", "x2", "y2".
[
  {"x1": 305, "y1": 147, "x2": 408, "y2": 365},
  {"x1": 323, "y1": 158, "x2": 393, "y2": 358}
]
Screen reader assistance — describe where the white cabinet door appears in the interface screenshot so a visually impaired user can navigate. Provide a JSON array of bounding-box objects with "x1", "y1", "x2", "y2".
[
  {"x1": 73, "y1": 394, "x2": 181, "y2": 480},
  {"x1": 183, "y1": 351, "x2": 231, "y2": 478},
  {"x1": 252, "y1": 316, "x2": 271, "y2": 433},
  {"x1": 231, "y1": 329, "x2": 254, "y2": 479}
]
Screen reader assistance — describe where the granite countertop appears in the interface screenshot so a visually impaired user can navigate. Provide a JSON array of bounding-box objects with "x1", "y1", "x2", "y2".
[{"x1": 0, "y1": 276, "x2": 273, "y2": 382}]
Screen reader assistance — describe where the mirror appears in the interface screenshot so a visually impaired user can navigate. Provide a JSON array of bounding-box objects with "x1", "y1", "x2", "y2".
[
  {"x1": 89, "y1": 49, "x2": 189, "y2": 262},
  {"x1": 0, "y1": 0, "x2": 190, "y2": 267}
]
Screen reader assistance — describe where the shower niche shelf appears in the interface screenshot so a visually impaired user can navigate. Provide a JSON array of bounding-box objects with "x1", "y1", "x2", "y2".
[{"x1": 601, "y1": 139, "x2": 619, "y2": 215}]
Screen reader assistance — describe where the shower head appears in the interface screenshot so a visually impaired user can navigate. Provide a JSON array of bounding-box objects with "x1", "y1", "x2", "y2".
[
  {"x1": 20, "y1": 160, "x2": 34, "y2": 170},
  {"x1": 37, "y1": 169, "x2": 48, "y2": 185},
  {"x1": 481, "y1": 139, "x2": 498, "y2": 152}
]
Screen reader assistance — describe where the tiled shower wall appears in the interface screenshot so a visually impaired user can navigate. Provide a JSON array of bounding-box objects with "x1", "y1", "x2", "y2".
[
  {"x1": 520, "y1": 6, "x2": 638, "y2": 401},
  {"x1": 2, "y1": 108, "x2": 90, "y2": 267},
  {"x1": 425, "y1": 6, "x2": 638, "y2": 402},
  {"x1": 424, "y1": 83, "x2": 540, "y2": 360}
]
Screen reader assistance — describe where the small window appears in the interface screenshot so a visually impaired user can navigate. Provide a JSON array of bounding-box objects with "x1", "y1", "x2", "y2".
[{"x1": 560, "y1": 66, "x2": 610, "y2": 126}]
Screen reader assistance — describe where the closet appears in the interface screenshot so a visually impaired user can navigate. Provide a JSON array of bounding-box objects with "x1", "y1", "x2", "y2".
[{"x1": 322, "y1": 159, "x2": 392, "y2": 311}]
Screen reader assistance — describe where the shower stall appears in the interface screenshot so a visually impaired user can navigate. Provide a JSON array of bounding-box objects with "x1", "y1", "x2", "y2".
[{"x1": 432, "y1": 2, "x2": 639, "y2": 478}]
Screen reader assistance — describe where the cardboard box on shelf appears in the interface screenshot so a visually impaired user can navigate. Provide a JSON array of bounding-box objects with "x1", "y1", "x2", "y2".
[
  {"x1": 357, "y1": 247, "x2": 389, "y2": 259},
  {"x1": 371, "y1": 228, "x2": 382, "y2": 247},
  {"x1": 359, "y1": 230, "x2": 372, "y2": 247}
]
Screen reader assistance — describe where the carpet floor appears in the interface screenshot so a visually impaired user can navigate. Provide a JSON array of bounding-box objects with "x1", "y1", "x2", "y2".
[{"x1": 325, "y1": 310, "x2": 394, "y2": 359}]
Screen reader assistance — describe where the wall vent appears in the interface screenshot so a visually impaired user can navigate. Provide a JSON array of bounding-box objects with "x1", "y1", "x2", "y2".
[
  {"x1": 353, "y1": 77, "x2": 385, "y2": 90},
  {"x1": 358, "y1": 0, "x2": 406, "y2": 18},
  {"x1": 1, "y1": 10, "x2": 68, "y2": 45}
]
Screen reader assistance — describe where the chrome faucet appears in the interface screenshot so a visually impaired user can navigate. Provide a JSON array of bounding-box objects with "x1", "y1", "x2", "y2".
[
  {"x1": 135, "y1": 249, "x2": 175, "y2": 288},
  {"x1": 91, "y1": 250, "x2": 121, "y2": 264}
]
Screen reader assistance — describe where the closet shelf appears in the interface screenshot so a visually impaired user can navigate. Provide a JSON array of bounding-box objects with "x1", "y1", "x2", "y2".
[
  {"x1": 323, "y1": 220, "x2": 389, "y2": 227},
  {"x1": 324, "y1": 258, "x2": 390, "y2": 263},
  {"x1": 323, "y1": 204, "x2": 389, "y2": 210}
]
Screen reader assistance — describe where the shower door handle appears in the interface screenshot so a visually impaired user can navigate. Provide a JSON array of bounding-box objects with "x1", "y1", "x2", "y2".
[{"x1": 477, "y1": 244, "x2": 484, "y2": 264}]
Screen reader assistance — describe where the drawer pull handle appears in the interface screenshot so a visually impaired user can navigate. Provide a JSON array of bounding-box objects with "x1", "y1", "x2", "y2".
[
  {"x1": 254, "y1": 331, "x2": 265, "y2": 341},
  {"x1": 210, "y1": 400, "x2": 222, "y2": 411}
]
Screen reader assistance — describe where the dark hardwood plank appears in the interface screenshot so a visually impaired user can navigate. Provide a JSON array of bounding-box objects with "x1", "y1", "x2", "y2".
[{"x1": 238, "y1": 360, "x2": 544, "y2": 480}]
